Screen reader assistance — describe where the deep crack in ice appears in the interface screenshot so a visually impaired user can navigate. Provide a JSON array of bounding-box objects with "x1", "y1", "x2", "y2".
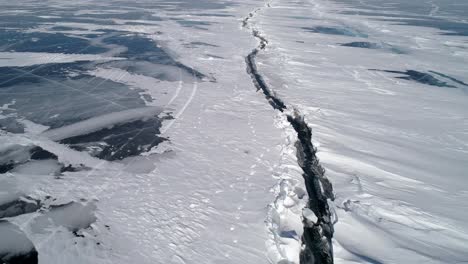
[{"x1": 243, "y1": 3, "x2": 335, "y2": 264}]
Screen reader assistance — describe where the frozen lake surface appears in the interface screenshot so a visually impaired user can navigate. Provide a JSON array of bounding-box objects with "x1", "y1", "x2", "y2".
[{"x1": 0, "y1": 0, "x2": 467, "y2": 263}]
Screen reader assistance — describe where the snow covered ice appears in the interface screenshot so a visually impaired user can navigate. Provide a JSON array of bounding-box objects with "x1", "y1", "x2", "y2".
[{"x1": 0, "y1": 0, "x2": 467, "y2": 263}]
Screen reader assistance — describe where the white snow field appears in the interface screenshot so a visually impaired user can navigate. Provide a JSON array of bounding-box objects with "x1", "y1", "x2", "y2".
[{"x1": 0, "y1": 0, "x2": 467, "y2": 263}]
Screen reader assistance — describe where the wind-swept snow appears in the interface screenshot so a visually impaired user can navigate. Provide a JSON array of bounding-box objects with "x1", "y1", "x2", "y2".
[
  {"x1": 0, "y1": 52, "x2": 121, "y2": 67},
  {"x1": 252, "y1": 0, "x2": 468, "y2": 263},
  {"x1": 42, "y1": 106, "x2": 162, "y2": 141}
]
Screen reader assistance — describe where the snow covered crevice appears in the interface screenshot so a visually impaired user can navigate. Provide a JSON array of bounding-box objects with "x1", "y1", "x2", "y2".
[{"x1": 243, "y1": 3, "x2": 335, "y2": 264}]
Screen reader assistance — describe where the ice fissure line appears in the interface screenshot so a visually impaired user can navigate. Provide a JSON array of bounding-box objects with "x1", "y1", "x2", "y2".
[{"x1": 243, "y1": 5, "x2": 335, "y2": 264}]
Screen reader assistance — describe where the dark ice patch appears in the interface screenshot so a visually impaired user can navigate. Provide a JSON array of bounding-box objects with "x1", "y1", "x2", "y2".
[
  {"x1": 0, "y1": 30, "x2": 107, "y2": 54},
  {"x1": 175, "y1": 19, "x2": 212, "y2": 28},
  {"x1": 0, "y1": 251, "x2": 38, "y2": 264},
  {"x1": 102, "y1": 33, "x2": 207, "y2": 79},
  {"x1": 189, "y1": 41, "x2": 219, "y2": 47},
  {"x1": 0, "y1": 14, "x2": 55, "y2": 28},
  {"x1": 0, "y1": 67, "x2": 42, "y2": 88},
  {"x1": 86, "y1": 0, "x2": 232, "y2": 12},
  {"x1": 338, "y1": 6, "x2": 468, "y2": 37},
  {"x1": 341, "y1": 42, "x2": 405, "y2": 54},
  {"x1": 340, "y1": 10, "x2": 427, "y2": 20},
  {"x1": 0, "y1": 163, "x2": 15, "y2": 174},
  {"x1": 334, "y1": 0, "x2": 466, "y2": 19},
  {"x1": 373, "y1": 69, "x2": 457, "y2": 88},
  {"x1": 29, "y1": 147, "x2": 58, "y2": 160},
  {"x1": 192, "y1": 13, "x2": 234, "y2": 17},
  {"x1": 429, "y1": 71, "x2": 468, "y2": 87},
  {"x1": 124, "y1": 21, "x2": 159, "y2": 26},
  {"x1": 287, "y1": 15, "x2": 315, "y2": 20},
  {"x1": 0, "y1": 12, "x2": 117, "y2": 29},
  {"x1": 0, "y1": 63, "x2": 147, "y2": 129},
  {"x1": 103, "y1": 34, "x2": 174, "y2": 64},
  {"x1": 75, "y1": 11, "x2": 162, "y2": 21},
  {"x1": 104, "y1": 61, "x2": 173, "y2": 81},
  {"x1": 134, "y1": 0, "x2": 232, "y2": 10},
  {"x1": 350, "y1": 252, "x2": 384, "y2": 264},
  {"x1": 60, "y1": 164, "x2": 90, "y2": 173},
  {"x1": 0, "y1": 62, "x2": 89, "y2": 88},
  {"x1": 341, "y1": 42, "x2": 380, "y2": 49},
  {"x1": 280, "y1": 230, "x2": 298, "y2": 239},
  {"x1": 60, "y1": 117, "x2": 166, "y2": 161},
  {"x1": 301, "y1": 26, "x2": 368, "y2": 37},
  {"x1": 0, "y1": 197, "x2": 41, "y2": 219},
  {"x1": 0, "y1": 117, "x2": 24, "y2": 133},
  {"x1": 390, "y1": 19, "x2": 468, "y2": 37},
  {"x1": 205, "y1": 54, "x2": 224, "y2": 59},
  {"x1": 50, "y1": 26, "x2": 80, "y2": 31}
]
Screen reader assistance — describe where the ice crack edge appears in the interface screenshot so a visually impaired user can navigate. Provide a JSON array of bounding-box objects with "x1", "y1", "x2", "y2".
[{"x1": 242, "y1": 3, "x2": 335, "y2": 264}]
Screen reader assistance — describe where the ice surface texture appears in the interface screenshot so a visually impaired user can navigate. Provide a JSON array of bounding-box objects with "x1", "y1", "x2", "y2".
[{"x1": 0, "y1": 0, "x2": 467, "y2": 263}]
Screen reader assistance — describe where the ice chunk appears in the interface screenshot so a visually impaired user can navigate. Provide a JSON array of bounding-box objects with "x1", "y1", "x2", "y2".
[
  {"x1": 302, "y1": 208, "x2": 318, "y2": 224},
  {"x1": 283, "y1": 196, "x2": 296, "y2": 208}
]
